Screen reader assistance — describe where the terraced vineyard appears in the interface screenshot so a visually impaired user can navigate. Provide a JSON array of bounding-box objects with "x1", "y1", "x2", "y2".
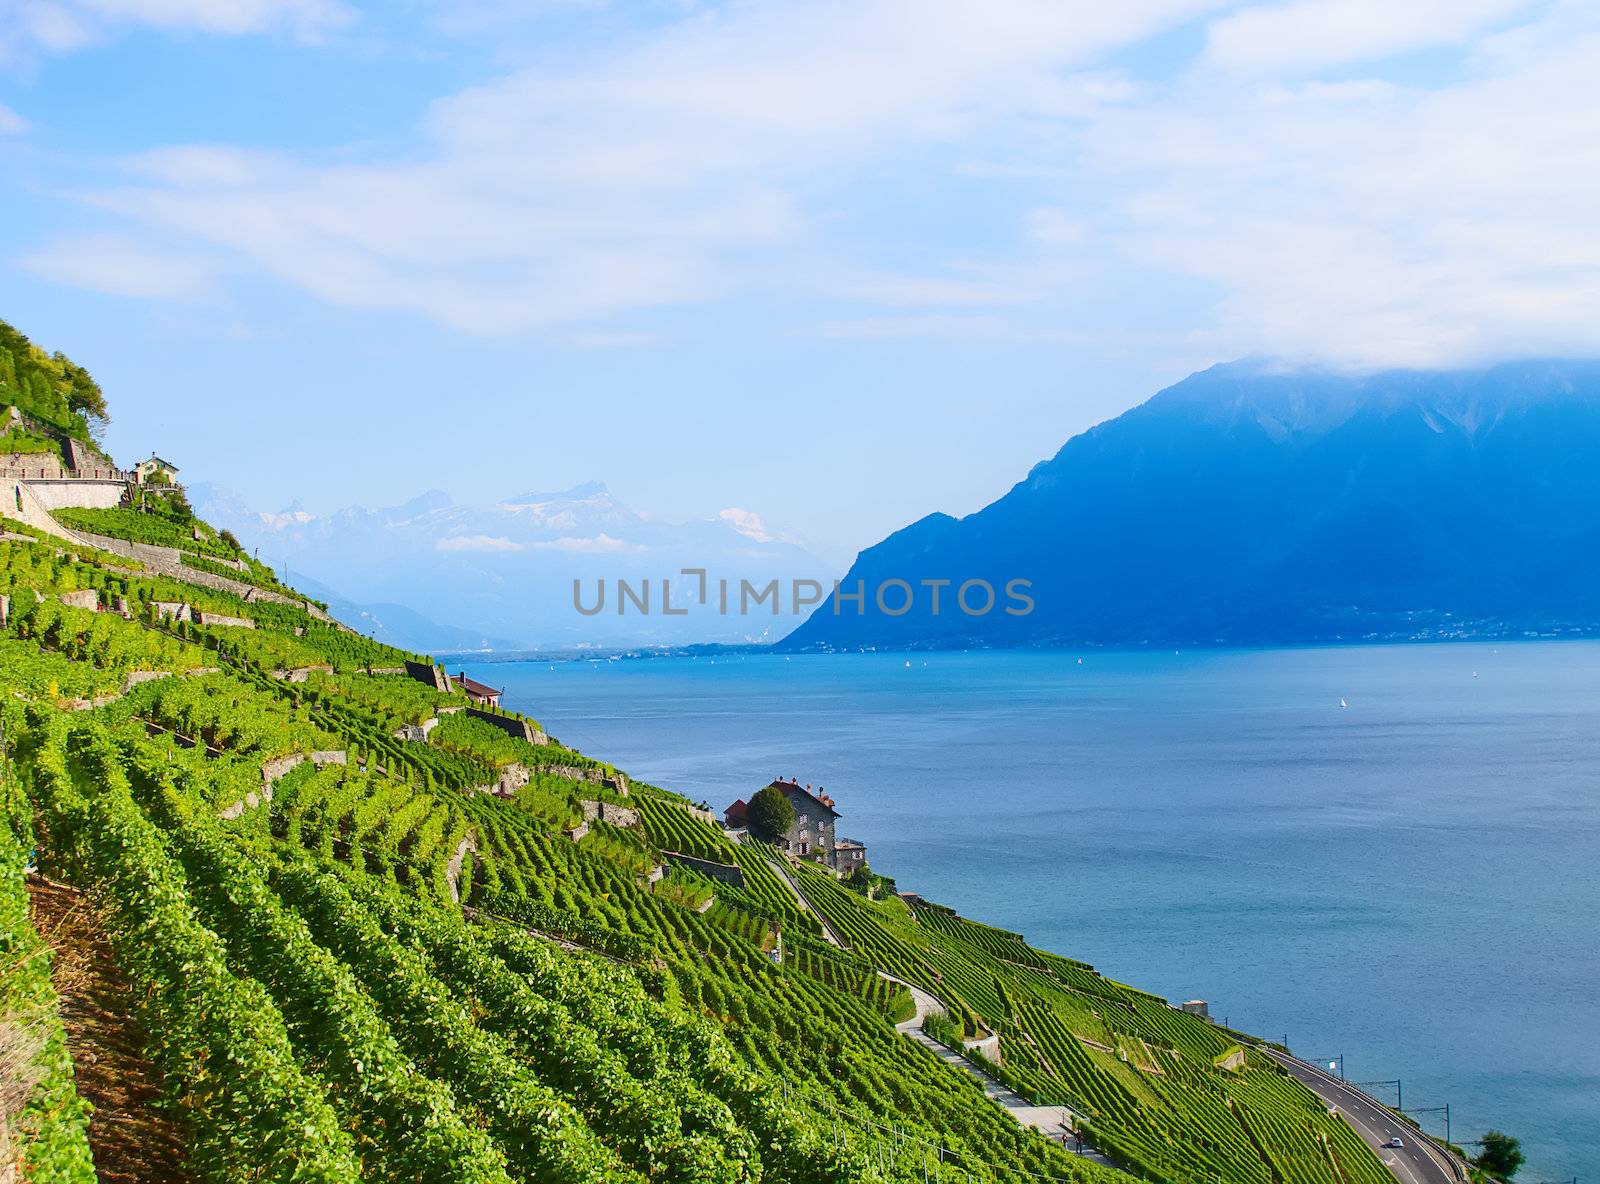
[
  {"x1": 0, "y1": 517, "x2": 1410, "y2": 1184},
  {"x1": 1, "y1": 325, "x2": 1410, "y2": 1184}
]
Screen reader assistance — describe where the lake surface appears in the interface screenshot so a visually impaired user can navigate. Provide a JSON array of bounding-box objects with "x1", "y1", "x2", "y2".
[{"x1": 459, "y1": 643, "x2": 1599, "y2": 1179}]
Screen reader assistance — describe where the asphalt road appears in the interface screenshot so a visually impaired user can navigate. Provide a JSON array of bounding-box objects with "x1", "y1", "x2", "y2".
[{"x1": 1261, "y1": 1048, "x2": 1460, "y2": 1184}]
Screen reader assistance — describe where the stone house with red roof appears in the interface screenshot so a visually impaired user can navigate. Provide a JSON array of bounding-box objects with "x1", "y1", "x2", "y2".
[{"x1": 725, "y1": 777, "x2": 867, "y2": 872}]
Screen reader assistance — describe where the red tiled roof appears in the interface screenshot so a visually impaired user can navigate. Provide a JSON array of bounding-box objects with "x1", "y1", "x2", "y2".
[
  {"x1": 455, "y1": 673, "x2": 502, "y2": 698},
  {"x1": 770, "y1": 778, "x2": 840, "y2": 819},
  {"x1": 725, "y1": 798, "x2": 748, "y2": 826}
]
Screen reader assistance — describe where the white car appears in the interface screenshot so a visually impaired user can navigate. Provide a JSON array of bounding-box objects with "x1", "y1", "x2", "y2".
[{"x1": 1386, "y1": 1137, "x2": 1405, "y2": 1149}]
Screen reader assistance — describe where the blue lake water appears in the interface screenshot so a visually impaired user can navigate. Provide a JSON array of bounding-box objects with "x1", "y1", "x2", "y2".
[{"x1": 459, "y1": 643, "x2": 1599, "y2": 1179}]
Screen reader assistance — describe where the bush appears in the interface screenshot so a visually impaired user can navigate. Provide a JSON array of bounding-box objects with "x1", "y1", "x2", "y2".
[
  {"x1": 745, "y1": 784, "x2": 793, "y2": 844},
  {"x1": 1476, "y1": 1131, "x2": 1524, "y2": 1179},
  {"x1": 0, "y1": 428, "x2": 61, "y2": 458},
  {"x1": 922, "y1": 1011, "x2": 964, "y2": 1050}
]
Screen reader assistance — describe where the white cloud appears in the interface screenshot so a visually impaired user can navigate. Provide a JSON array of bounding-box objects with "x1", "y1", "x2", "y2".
[
  {"x1": 0, "y1": 103, "x2": 28, "y2": 133},
  {"x1": 1097, "y1": 12, "x2": 1600, "y2": 366},
  {"x1": 19, "y1": 233, "x2": 218, "y2": 299},
  {"x1": 847, "y1": 273, "x2": 1029, "y2": 307},
  {"x1": 529, "y1": 533, "x2": 643, "y2": 554},
  {"x1": 426, "y1": 0, "x2": 608, "y2": 37},
  {"x1": 436, "y1": 534, "x2": 524, "y2": 552},
  {"x1": 1025, "y1": 207, "x2": 1089, "y2": 247},
  {"x1": 1203, "y1": 0, "x2": 1537, "y2": 74},
  {"x1": 47, "y1": 0, "x2": 1215, "y2": 331},
  {"x1": 1, "y1": 0, "x2": 352, "y2": 57},
  {"x1": 565, "y1": 328, "x2": 670, "y2": 350},
  {"x1": 21, "y1": 0, "x2": 1600, "y2": 371},
  {"x1": 801, "y1": 315, "x2": 1022, "y2": 341}
]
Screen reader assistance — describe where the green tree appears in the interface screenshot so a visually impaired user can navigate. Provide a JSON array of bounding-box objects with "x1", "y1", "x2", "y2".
[
  {"x1": 58, "y1": 352, "x2": 109, "y2": 428},
  {"x1": 1475, "y1": 1131, "x2": 1523, "y2": 1179},
  {"x1": 745, "y1": 784, "x2": 794, "y2": 844},
  {"x1": 0, "y1": 319, "x2": 110, "y2": 439}
]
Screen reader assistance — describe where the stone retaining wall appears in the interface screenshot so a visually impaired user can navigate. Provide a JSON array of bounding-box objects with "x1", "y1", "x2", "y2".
[
  {"x1": 218, "y1": 785, "x2": 273, "y2": 821},
  {"x1": 465, "y1": 706, "x2": 549, "y2": 746},
  {"x1": 152, "y1": 601, "x2": 190, "y2": 622},
  {"x1": 405, "y1": 659, "x2": 451, "y2": 692},
  {"x1": 467, "y1": 762, "x2": 534, "y2": 798},
  {"x1": 661, "y1": 851, "x2": 745, "y2": 887},
  {"x1": 259, "y1": 749, "x2": 348, "y2": 790},
  {"x1": 534, "y1": 764, "x2": 625, "y2": 790},
  {"x1": 964, "y1": 1032, "x2": 1003, "y2": 1062},
  {"x1": 60, "y1": 524, "x2": 342, "y2": 628},
  {"x1": 1, "y1": 453, "x2": 65, "y2": 479},
  {"x1": 193, "y1": 610, "x2": 255, "y2": 629},
  {"x1": 62, "y1": 438, "x2": 119, "y2": 475},
  {"x1": 220, "y1": 750, "x2": 346, "y2": 822},
  {"x1": 19, "y1": 479, "x2": 128, "y2": 510},
  {"x1": 393, "y1": 717, "x2": 440, "y2": 742},
  {"x1": 580, "y1": 800, "x2": 640, "y2": 828}
]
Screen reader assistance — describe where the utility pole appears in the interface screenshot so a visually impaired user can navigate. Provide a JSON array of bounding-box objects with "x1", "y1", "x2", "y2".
[
  {"x1": 1311, "y1": 1054, "x2": 1345, "y2": 1080},
  {"x1": 1402, "y1": 1103, "x2": 1447, "y2": 1144}
]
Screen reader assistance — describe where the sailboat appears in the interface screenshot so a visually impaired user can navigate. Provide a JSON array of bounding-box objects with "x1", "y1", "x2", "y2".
[{"x1": 1339, "y1": 697, "x2": 1348, "y2": 709}]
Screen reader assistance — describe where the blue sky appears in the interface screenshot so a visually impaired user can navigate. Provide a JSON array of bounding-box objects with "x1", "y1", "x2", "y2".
[{"x1": 2, "y1": 0, "x2": 1597, "y2": 564}]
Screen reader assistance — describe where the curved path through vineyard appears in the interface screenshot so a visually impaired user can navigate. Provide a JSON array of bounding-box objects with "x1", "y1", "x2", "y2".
[
  {"x1": 764, "y1": 856, "x2": 847, "y2": 947},
  {"x1": 875, "y1": 967, "x2": 1111, "y2": 1166}
]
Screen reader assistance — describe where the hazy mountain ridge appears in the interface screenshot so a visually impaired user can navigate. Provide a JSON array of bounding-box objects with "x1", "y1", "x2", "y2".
[
  {"x1": 190, "y1": 480, "x2": 834, "y2": 649},
  {"x1": 781, "y1": 359, "x2": 1600, "y2": 652}
]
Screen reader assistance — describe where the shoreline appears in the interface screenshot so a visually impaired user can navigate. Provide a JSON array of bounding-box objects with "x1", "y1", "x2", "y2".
[{"x1": 463, "y1": 643, "x2": 1595, "y2": 1181}]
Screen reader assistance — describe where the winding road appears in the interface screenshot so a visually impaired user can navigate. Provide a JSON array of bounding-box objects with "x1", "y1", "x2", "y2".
[
  {"x1": 1260, "y1": 1048, "x2": 1462, "y2": 1184},
  {"x1": 875, "y1": 970, "x2": 1114, "y2": 1167}
]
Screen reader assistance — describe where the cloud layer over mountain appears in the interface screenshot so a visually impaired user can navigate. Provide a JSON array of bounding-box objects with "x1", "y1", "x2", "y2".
[{"x1": 191, "y1": 480, "x2": 834, "y2": 650}]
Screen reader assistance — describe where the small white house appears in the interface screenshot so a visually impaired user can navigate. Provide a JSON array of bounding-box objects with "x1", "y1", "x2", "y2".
[{"x1": 134, "y1": 453, "x2": 181, "y2": 485}]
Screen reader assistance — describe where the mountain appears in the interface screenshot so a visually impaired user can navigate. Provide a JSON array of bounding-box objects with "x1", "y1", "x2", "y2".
[
  {"x1": 190, "y1": 481, "x2": 834, "y2": 649},
  {"x1": 278, "y1": 571, "x2": 526, "y2": 655},
  {"x1": 781, "y1": 359, "x2": 1600, "y2": 651}
]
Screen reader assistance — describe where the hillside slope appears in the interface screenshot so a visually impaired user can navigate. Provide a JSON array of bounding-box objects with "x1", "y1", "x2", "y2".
[
  {"x1": 2, "y1": 326, "x2": 1415, "y2": 1184},
  {"x1": 781, "y1": 359, "x2": 1600, "y2": 651}
]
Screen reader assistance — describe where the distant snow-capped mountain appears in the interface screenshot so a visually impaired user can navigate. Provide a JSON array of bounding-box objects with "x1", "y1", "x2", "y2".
[{"x1": 190, "y1": 481, "x2": 835, "y2": 649}]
